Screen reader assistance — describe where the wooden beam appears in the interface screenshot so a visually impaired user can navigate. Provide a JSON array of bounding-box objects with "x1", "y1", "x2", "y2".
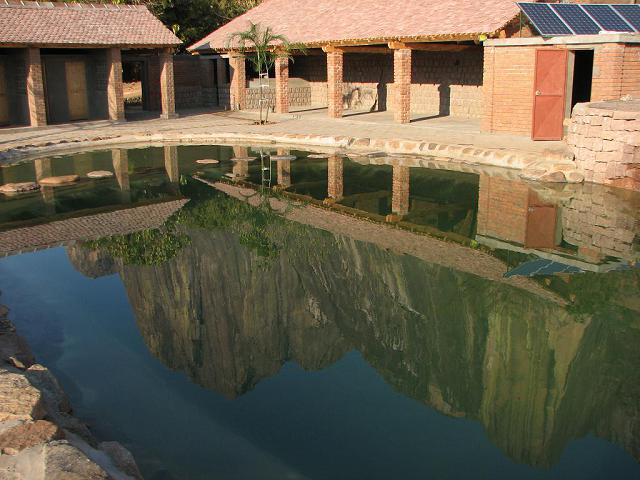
[{"x1": 403, "y1": 43, "x2": 477, "y2": 52}]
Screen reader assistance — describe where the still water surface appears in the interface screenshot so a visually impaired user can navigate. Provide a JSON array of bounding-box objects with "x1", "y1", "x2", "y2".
[{"x1": 0, "y1": 145, "x2": 638, "y2": 479}]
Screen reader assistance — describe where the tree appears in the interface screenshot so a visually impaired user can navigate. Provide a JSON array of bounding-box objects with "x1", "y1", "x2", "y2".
[{"x1": 226, "y1": 22, "x2": 305, "y2": 124}]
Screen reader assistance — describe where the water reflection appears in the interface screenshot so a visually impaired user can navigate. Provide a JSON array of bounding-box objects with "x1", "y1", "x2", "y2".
[
  {"x1": 61, "y1": 182, "x2": 639, "y2": 471},
  {"x1": 1, "y1": 145, "x2": 639, "y2": 476}
]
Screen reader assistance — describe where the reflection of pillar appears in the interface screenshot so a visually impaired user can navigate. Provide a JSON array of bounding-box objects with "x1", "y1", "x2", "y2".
[
  {"x1": 392, "y1": 165, "x2": 410, "y2": 216},
  {"x1": 112, "y1": 149, "x2": 131, "y2": 203},
  {"x1": 35, "y1": 158, "x2": 55, "y2": 213},
  {"x1": 164, "y1": 146, "x2": 179, "y2": 183},
  {"x1": 34, "y1": 158, "x2": 52, "y2": 182},
  {"x1": 232, "y1": 161, "x2": 249, "y2": 179},
  {"x1": 327, "y1": 155, "x2": 343, "y2": 200},
  {"x1": 276, "y1": 160, "x2": 291, "y2": 188}
]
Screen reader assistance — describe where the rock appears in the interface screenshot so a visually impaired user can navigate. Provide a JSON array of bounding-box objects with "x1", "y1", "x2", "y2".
[
  {"x1": 539, "y1": 171, "x2": 567, "y2": 183},
  {"x1": 0, "y1": 183, "x2": 40, "y2": 195},
  {"x1": 0, "y1": 305, "x2": 8, "y2": 318},
  {"x1": 26, "y1": 365, "x2": 72, "y2": 417},
  {"x1": 0, "y1": 331, "x2": 35, "y2": 369},
  {"x1": 230, "y1": 157, "x2": 256, "y2": 162},
  {"x1": 270, "y1": 155, "x2": 297, "y2": 161},
  {"x1": 86, "y1": 171, "x2": 114, "y2": 179},
  {"x1": 38, "y1": 175, "x2": 79, "y2": 186},
  {"x1": 2, "y1": 447, "x2": 19, "y2": 456},
  {"x1": 238, "y1": 188, "x2": 256, "y2": 197},
  {"x1": 565, "y1": 171, "x2": 585, "y2": 183},
  {"x1": 385, "y1": 214, "x2": 402, "y2": 223},
  {"x1": 99, "y1": 442, "x2": 143, "y2": 479},
  {"x1": 307, "y1": 154, "x2": 329, "y2": 159},
  {"x1": 45, "y1": 441, "x2": 110, "y2": 479},
  {"x1": 0, "y1": 370, "x2": 46, "y2": 422},
  {"x1": 195, "y1": 159, "x2": 219, "y2": 165},
  {"x1": 0, "y1": 420, "x2": 63, "y2": 452},
  {"x1": 0, "y1": 317, "x2": 15, "y2": 334}
]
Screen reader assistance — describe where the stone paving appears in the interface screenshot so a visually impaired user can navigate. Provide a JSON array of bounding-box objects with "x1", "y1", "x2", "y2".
[{"x1": 0, "y1": 108, "x2": 574, "y2": 177}]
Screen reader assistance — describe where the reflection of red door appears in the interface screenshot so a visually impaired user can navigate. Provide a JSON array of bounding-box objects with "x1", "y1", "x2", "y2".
[
  {"x1": 525, "y1": 202, "x2": 557, "y2": 248},
  {"x1": 532, "y1": 49, "x2": 567, "y2": 141}
]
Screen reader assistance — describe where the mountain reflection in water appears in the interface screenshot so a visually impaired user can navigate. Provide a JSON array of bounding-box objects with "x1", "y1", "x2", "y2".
[{"x1": 66, "y1": 185, "x2": 640, "y2": 472}]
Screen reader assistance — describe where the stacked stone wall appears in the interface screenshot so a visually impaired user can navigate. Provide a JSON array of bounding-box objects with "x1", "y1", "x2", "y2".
[{"x1": 567, "y1": 101, "x2": 640, "y2": 190}]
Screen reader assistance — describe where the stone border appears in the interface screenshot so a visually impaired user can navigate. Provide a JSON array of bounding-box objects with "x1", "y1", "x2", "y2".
[{"x1": 0, "y1": 130, "x2": 579, "y2": 182}]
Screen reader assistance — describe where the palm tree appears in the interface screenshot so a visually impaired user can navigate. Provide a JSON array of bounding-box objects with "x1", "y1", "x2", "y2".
[{"x1": 226, "y1": 22, "x2": 305, "y2": 124}]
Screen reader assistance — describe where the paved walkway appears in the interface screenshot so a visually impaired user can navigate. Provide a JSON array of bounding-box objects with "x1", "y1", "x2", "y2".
[{"x1": 0, "y1": 109, "x2": 573, "y2": 177}]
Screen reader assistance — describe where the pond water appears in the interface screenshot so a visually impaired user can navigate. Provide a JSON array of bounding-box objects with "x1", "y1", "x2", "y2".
[{"x1": 0, "y1": 145, "x2": 638, "y2": 480}]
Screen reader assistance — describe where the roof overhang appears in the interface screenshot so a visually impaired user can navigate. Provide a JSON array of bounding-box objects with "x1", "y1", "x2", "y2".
[{"x1": 485, "y1": 33, "x2": 640, "y2": 46}]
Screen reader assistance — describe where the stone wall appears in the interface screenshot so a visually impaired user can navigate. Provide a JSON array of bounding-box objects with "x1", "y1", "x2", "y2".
[
  {"x1": 174, "y1": 56, "x2": 218, "y2": 109},
  {"x1": 567, "y1": 101, "x2": 640, "y2": 190},
  {"x1": 245, "y1": 85, "x2": 311, "y2": 110}
]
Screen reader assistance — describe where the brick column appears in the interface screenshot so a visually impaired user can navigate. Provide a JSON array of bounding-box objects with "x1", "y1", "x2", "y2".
[
  {"x1": 481, "y1": 47, "x2": 495, "y2": 133},
  {"x1": 325, "y1": 48, "x2": 343, "y2": 118},
  {"x1": 275, "y1": 55, "x2": 289, "y2": 114},
  {"x1": 25, "y1": 48, "x2": 47, "y2": 127},
  {"x1": 327, "y1": 155, "x2": 343, "y2": 200},
  {"x1": 159, "y1": 48, "x2": 177, "y2": 119},
  {"x1": 392, "y1": 165, "x2": 410, "y2": 216},
  {"x1": 106, "y1": 48, "x2": 125, "y2": 121},
  {"x1": 393, "y1": 48, "x2": 412, "y2": 124},
  {"x1": 592, "y1": 43, "x2": 625, "y2": 101},
  {"x1": 229, "y1": 53, "x2": 246, "y2": 110}
]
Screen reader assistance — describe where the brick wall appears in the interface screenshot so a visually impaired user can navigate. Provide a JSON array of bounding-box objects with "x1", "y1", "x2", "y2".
[
  {"x1": 174, "y1": 56, "x2": 218, "y2": 109},
  {"x1": 567, "y1": 101, "x2": 640, "y2": 190},
  {"x1": 290, "y1": 50, "x2": 484, "y2": 118},
  {"x1": 483, "y1": 42, "x2": 640, "y2": 136},
  {"x1": 1, "y1": 50, "x2": 29, "y2": 126},
  {"x1": 482, "y1": 45, "x2": 536, "y2": 135}
]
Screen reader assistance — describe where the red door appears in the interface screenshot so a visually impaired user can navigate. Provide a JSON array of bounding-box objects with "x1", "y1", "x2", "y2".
[{"x1": 532, "y1": 49, "x2": 567, "y2": 141}]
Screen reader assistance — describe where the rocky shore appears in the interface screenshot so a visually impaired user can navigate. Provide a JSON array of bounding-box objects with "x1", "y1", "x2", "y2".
[{"x1": 0, "y1": 304, "x2": 142, "y2": 479}]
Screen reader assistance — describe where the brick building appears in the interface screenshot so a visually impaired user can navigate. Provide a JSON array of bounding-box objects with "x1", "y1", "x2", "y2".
[
  {"x1": 189, "y1": 0, "x2": 521, "y2": 124},
  {"x1": 190, "y1": 0, "x2": 640, "y2": 140},
  {"x1": 0, "y1": 1, "x2": 181, "y2": 127}
]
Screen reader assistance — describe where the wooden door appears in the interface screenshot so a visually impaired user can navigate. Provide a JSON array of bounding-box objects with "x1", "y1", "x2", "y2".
[
  {"x1": 0, "y1": 62, "x2": 9, "y2": 126},
  {"x1": 65, "y1": 61, "x2": 88, "y2": 121},
  {"x1": 532, "y1": 49, "x2": 567, "y2": 141}
]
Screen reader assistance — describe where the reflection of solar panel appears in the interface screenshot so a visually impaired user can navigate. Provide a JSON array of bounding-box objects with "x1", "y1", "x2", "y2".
[
  {"x1": 583, "y1": 4, "x2": 634, "y2": 32},
  {"x1": 517, "y1": 2, "x2": 640, "y2": 36},
  {"x1": 518, "y1": 3, "x2": 572, "y2": 35},
  {"x1": 551, "y1": 3, "x2": 600, "y2": 35},
  {"x1": 612, "y1": 4, "x2": 640, "y2": 31}
]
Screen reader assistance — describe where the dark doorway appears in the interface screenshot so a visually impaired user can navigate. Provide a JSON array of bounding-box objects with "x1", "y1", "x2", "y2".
[
  {"x1": 123, "y1": 60, "x2": 145, "y2": 111},
  {"x1": 570, "y1": 50, "x2": 593, "y2": 111}
]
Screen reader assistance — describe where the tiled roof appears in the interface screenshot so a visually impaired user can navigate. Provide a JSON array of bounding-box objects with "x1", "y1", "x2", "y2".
[
  {"x1": 189, "y1": 0, "x2": 520, "y2": 51},
  {"x1": 0, "y1": 1, "x2": 181, "y2": 47}
]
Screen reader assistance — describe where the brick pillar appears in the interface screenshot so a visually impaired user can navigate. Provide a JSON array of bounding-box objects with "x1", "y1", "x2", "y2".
[
  {"x1": 275, "y1": 55, "x2": 289, "y2": 114},
  {"x1": 592, "y1": 43, "x2": 625, "y2": 101},
  {"x1": 325, "y1": 48, "x2": 343, "y2": 118},
  {"x1": 392, "y1": 165, "x2": 410, "y2": 216},
  {"x1": 229, "y1": 53, "x2": 246, "y2": 110},
  {"x1": 481, "y1": 47, "x2": 495, "y2": 133},
  {"x1": 164, "y1": 145, "x2": 179, "y2": 183},
  {"x1": 159, "y1": 48, "x2": 177, "y2": 119},
  {"x1": 393, "y1": 48, "x2": 412, "y2": 124},
  {"x1": 327, "y1": 155, "x2": 343, "y2": 200},
  {"x1": 106, "y1": 48, "x2": 125, "y2": 121},
  {"x1": 25, "y1": 48, "x2": 47, "y2": 127}
]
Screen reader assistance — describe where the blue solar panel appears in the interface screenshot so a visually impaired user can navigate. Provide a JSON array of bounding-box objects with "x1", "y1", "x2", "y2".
[
  {"x1": 551, "y1": 3, "x2": 600, "y2": 35},
  {"x1": 612, "y1": 4, "x2": 640, "y2": 32},
  {"x1": 582, "y1": 4, "x2": 634, "y2": 32},
  {"x1": 518, "y1": 3, "x2": 572, "y2": 36}
]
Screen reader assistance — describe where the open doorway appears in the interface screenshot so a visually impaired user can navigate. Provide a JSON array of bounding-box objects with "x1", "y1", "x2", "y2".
[
  {"x1": 122, "y1": 60, "x2": 145, "y2": 116},
  {"x1": 569, "y1": 49, "x2": 594, "y2": 113}
]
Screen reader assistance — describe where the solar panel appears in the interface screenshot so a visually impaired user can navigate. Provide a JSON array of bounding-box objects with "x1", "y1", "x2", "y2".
[
  {"x1": 518, "y1": 3, "x2": 572, "y2": 36},
  {"x1": 582, "y1": 4, "x2": 634, "y2": 32},
  {"x1": 612, "y1": 4, "x2": 640, "y2": 32},
  {"x1": 551, "y1": 3, "x2": 600, "y2": 35}
]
